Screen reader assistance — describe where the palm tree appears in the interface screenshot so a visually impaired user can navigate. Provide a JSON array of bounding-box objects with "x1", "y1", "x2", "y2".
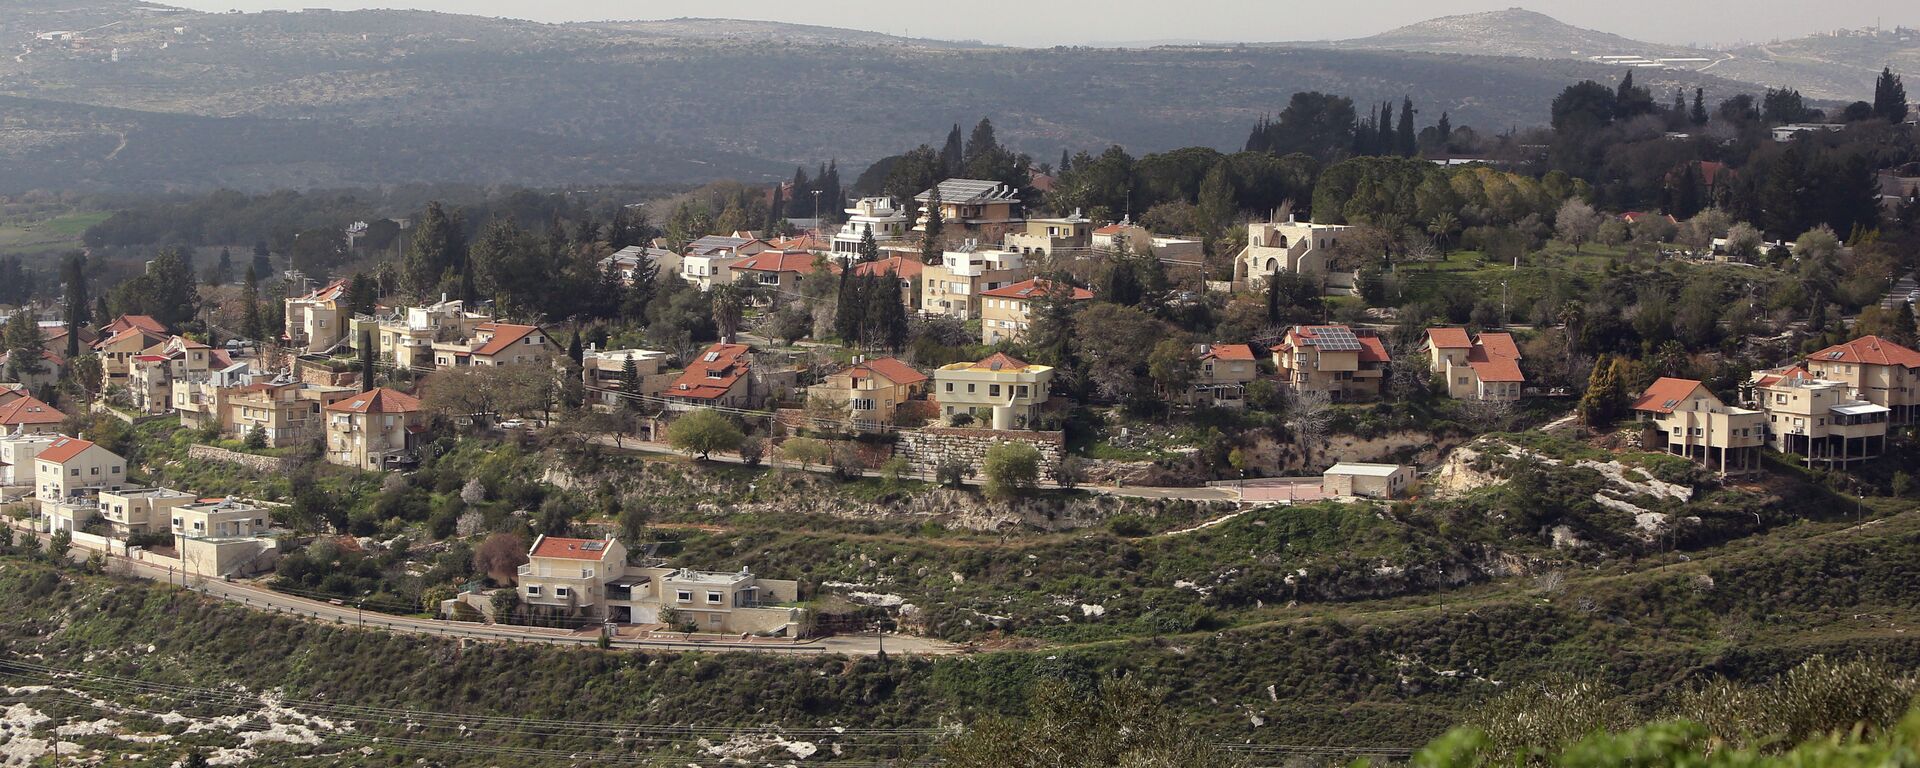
[{"x1": 1426, "y1": 212, "x2": 1460, "y2": 254}]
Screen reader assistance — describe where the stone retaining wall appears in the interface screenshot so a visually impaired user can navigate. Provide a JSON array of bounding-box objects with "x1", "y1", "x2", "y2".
[
  {"x1": 893, "y1": 427, "x2": 1064, "y2": 483},
  {"x1": 187, "y1": 444, "x2": 303, "y2": 474}
]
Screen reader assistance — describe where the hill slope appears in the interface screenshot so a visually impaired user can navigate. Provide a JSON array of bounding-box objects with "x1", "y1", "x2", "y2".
[
  {"x1": 1329, "y1": 8, "x2": 1702, "y2": 60},
  {"x1": 0, "y1": 2, "x2": 1766, "y2": 193}
]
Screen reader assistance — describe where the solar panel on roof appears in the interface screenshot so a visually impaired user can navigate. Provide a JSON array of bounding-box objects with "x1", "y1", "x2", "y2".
[
  {"x1": 1309, "y1": 326, "x2": 1363, "y2": 352},
  {"x1": 581, "y1": 541, "x2": 605, "y2": 551}
]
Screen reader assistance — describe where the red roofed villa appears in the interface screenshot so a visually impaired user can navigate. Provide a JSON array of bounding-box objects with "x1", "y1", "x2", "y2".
[
  {"x1": 980, "y1": 278, "x2": 1094, "y2": 345},
  {"x1": 324, "y1": 387, "x2": 426, "y2": 470},
  {"x1": 1274, "y1": 325, "x2": 1391, "y2": 401},
  {"x1": 666, "y1": 343, "x2": 755, "y2": 410},
  {"x1": 1423, "y1": 328, "x2": 1526, "y2": 401},
  {"x1": 1802, "y1": 335, "x2": 1920, "y2": 424}
]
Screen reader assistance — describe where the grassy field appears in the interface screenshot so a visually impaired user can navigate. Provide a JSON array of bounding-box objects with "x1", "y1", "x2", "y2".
[{"x1": 0, "y1": 210, "x2": 108, "y2": 256}]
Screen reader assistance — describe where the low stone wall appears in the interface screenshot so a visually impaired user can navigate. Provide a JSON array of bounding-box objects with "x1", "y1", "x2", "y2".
[
  {"x1": 187, "y1": 444, "x2": 303, "y2": 474},
  {"x1": 893, "y1": 427, "x2": 1065, "y2": 483}
]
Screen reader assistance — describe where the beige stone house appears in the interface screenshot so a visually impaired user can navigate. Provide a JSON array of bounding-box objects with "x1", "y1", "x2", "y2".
[
  {"x1": 1801, "y1": 335, "x2": 1920, "y2": 425},
  {"x1": 921, "y1": 245, "x2": 1031, "y2": 320},
  {"x1": 806, "y1": 357, "x2": 929, "y2": 427},
  {"x1": 226, "y1": 380, "x2": 360, "y2": 447},
  {"x1": 1749, "y1": 366, "x2": 1889, "y2": 465},
  {"x1": 1004, "y1": 211, "x2": 1093, "y2": 255},
  {"x1": 364, "y1": 299, "x2": 491, "y2": 372},
  {"x1": 664, "y1": 343, "x2": 755, "y2": 410},
  {"x1": 283, "y1": 279, "x2": 351, "y2": 354},
  {"x1": 515, "y1": 535, "x2": 805, "y2": 634},
  {"x1": 915, "y1": 179, "x2": 1024, "y2": 237},
  {"x1": 1631, "y1": 377, "x2": 1765, "y2": 475},
  {"x1": 324, "y1": 387, "x2": 426, "y2": 470},
  {"x1": 34, "y1": 437, "x2": 129, "y2": 518},
  {"x1": 730, "y1": 250, "x2": 828, "y2": 300},
  {"x1": 0, "y1": 394, "x2": 65, "y2": 435},
  {"x1": 1234, "y1": 216, "x2": 1354, "y2": 287},
  {"x1": 933, "y1": 352, "x2": 1054, "y2": 430},
  {"x1": 432, "y1": 322, "x2": 556, "y2": 369},
  {"x1": 96, "y1": 486, "x2": 195, "y2": 538},
  {"x1": 127, "y1": 336, "x2": 220, "y2": 415},
  {"x1": 582, "y1": 347, "x2": 673, "y2": 407},
  {"x1": 979, "y1": 278, "x2": 1093, "y2": 345},
  {"x1": 93, "y1": 316, "x2": 169, "y2": 392},
  {"x1": 1274, "y1": 325, "x2": 1390, "y2": 402},
  {"x1": 1192, "y1": 344, "x2": 1260, "y2": 407},
  {"x1": 1423, "y1": 328, "x2": 1525, "y2": 401}
]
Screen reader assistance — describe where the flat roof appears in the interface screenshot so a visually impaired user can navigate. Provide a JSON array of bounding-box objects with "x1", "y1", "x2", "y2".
[
  {"x1": 1833, "y1": 403, "x2": 1891, "y2": 416},
  {"x1": 1324, "y1": 463, "x2": 1409, "y2": 477},
  {"x1": 667, "y1": 568, "x2": 751, "y2": 585}
]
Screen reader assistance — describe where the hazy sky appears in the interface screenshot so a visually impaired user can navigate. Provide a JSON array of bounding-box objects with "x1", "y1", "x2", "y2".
[{"x1": 168, "y1": 1, "x2": 1913, "y2": 48}]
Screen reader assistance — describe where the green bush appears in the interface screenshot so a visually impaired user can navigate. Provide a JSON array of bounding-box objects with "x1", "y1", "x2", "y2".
[{"x1": 982, "y1": 442, "x2": 1041, "y2": 500}]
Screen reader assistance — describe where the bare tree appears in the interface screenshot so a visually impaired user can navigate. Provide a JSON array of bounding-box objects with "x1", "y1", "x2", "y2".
[
  {"x1": 1463, "y1": 396, "x2": 1518, "y2": 431},
  {"x1": 1286, "y1": 388, "x2": 1334, "y2": 464}
]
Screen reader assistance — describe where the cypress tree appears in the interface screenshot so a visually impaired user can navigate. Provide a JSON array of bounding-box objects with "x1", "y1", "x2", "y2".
[
  {"x1": 1378, "y1": 102, "x2": 1395, "y2": 155},
  {"x1": 1691, "y1": 88, "x2": 1709, "y2": 125},
  {"x1": 1435, "y1": 112, "x2": 1452, "y2": 151},
  {"x1": 1874, "y1": 67, "x2": 1909, "y2": 123},
  {"x1": 567, "y1": 328, "x2": 584, "y2": 365},
  {"x1": 920, "y1": 187, "x2": 944, "y2": 265},
  {"x1": 1396, "y1": 96, "x2": 1417, "y2": 156},
  {"x1": 858, "y1": 225, "x2": 879, "y2": 263},
  {"x1": 61, "y1": 253, "x2": 88, "y2": 359},
  {"x1": 359, "y1": 330, "x2": 375, "y2": 392},
  {"x1": 1058, "y1": 149, "x2": 1072, "y2": 174},
  {"x1": 941, "y1": 124, "x2": 965, "y2": 177}
]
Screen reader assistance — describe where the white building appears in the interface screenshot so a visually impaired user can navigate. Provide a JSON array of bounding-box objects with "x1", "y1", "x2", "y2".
[
  {"x1": 1235, "y1": 216, "x2": 1354, "y2": 288},
  {"x1": 830, "y1": 198, "x2": 911, "y2": 258},
  {"x1": 1321, "y1": 463, "x2": 1415, "y2": 499}
]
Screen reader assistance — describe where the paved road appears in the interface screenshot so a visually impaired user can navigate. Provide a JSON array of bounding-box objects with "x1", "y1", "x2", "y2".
[{"x1": 10, "y1": 521, "x2": 958, "y2": 657}]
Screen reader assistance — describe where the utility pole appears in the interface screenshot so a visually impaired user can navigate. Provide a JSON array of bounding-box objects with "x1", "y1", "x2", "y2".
[{"x1": 811, "y1": 190, "x2": 823, "y2": 239}]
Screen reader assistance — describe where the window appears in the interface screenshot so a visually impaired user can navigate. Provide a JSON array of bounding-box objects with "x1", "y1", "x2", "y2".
[
  {"x1": 852, "y1": 398, "x2": 874, "y2": 411},
  {"x1": 944, "y1": 383, "x2": 954, "y2": 393},
  {"x1": 706, "y1": 591, "x2": 723, "y2": 604},
  {"x1": 90, "y1": 467, "x2": 100, "y2": 475},
  {"x1": 526, "y1": 585, "x2": 541, "y2": 597},
  {"x1": 70, "y1": 468, "x2": 79, "y2": 476},
  {"x1": 989, "y1": 384, "x2": 1001, "y2": 397},
  {"x1": 676, "y1": 590, "x2": 692, "y2": 603},
  {"x1": 967, "y1": 383, "x2": 976, "y2": 393},
  {"x1": 554, "y1": 587, "x2": 571, "y2": 598}
]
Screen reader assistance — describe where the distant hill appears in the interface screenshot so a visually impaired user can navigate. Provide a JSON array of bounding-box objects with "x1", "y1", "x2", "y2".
[
  {"x1": 0, "y1": 1, "x2": 1788, "y2": 194},
  {"x1": 1299, "y1": 8, "x2": 1919, "y2": 102},
  {"x1": 1322, "y1": 8, "x2": 1703, "y2": 61}
]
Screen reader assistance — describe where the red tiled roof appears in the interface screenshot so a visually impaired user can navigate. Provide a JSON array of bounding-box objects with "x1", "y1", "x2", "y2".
[
  {"x1": 766, "y1": 234, "x2": 828, "y2": 251},
  {"x1": 472, "y1": 323, "x2": 541, "y2": 358},
  {"x1": 95, "y1": 326, "x2": 166, "y2": 350},
  {"x1": 530, "y1": 535, "x2": 615, "y2": 561},
  {"x1": 731, "y1": 251, "x2": 819, "y2": 274},
  {"x1": 1093, "y1": 223, "x2": 1127, "y2": 235},
  {"x1": 1632, "y1": 377, "x2": 1706, "y2": 414},
  {"x1": 1476, "y1": 332, "x2": 1521, "y2": 361},
  {"x1": 1425, "y1": 328, "x2": 1472, "y2": 349},
  {"x1": 1754, "y1": 365, "x2": 1811, "y2": 388},
  {"x1": 839, "y1": 357, "x2": 927, "y2": 386},
  {"x1": 102, "y1": 315, "x2": 166, "y2": 336},
  {"x1": 1198, "y1": 344, "x2": 1256, "y2": 362},
  {"x1": 0, "y1": 395, "x2": 65, "y2": 425},
  {"x1": 36, "y1": 436, "x2": 99, "y2": 464},
  {"x1": 300, "y1": 278, "x2": 350, "y2": 302},
  {"x1": 325, "y1": 387, "x2": 421, "y2": 414},
  {"x1": 669, "y1": 343, "x2": 751, "y2": 401},
  {"x1": 1808, "y1": 335, "x2": 1920, "y2": 369},
  {"x1": 964, "y1": 352, "x2": 1036, "y2": 372},
  {"x1": 851, "y1": 255, "x2": 923, "y2": 279},
  {"x1": 1291, "y1": 326, "x2": 1390, "y2": 362},
  {"x1": 980, "y1": 278, "x2": 1093, "y2": 301},
  {"x1": 1356, "y1": 336, "x2": 1389, "y2": 363}
]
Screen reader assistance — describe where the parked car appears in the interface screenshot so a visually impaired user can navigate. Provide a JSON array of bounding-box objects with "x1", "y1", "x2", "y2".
[{"x1": 497, "y1": 419, "x2": 527, "y2": 430}]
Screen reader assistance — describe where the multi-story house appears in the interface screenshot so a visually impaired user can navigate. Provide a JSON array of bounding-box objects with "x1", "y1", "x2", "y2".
[
  {"x1": 805, "y1": 357, "x2": 928, "y2": 427},
  {"x1": 679, "y1": 234, "x2": 768, "y2": 289},
  {"x1": 914, "y1": 179, "x2": 1024, "y2": 238},
  {"x1": 96, "y1": 486, "x2": 195, "y2": 538},
  {"x1": 169, "y1": 497, "x2": 280, "y2": 577},
  {"x1": 1630, "y1": 377, "x2": 1765, "y2": 475},
  {"x1": 851, "y1": 256, "x2": 924, "y2": 311},
  {"x1": 1273, "y1": 325, "x2": 1390, "y2": 402},
  {"x1": 830, "y1": 197, "x2": 912, "y2": 258},
  {"x1": 729, "y1": 250, "x2": 827, "y2": 299},
  {"x1": 93, "y1": 316, "x2": 170, "y2": 392},
  {"x1": 1090, "y1": 218, "x2": 1204, "y2": 262},
  {"x1": 603, "y1": 244, "x2": 680, "y2": 285},
  {"x1": 1192, "y1": 343, "x2": 1260, "y2": 407},
  {"x1": 283, "y1": 278, "x2": 351, "y2": 354},
  {"x1": 515, "y1": 535, "x2": 804, "y2": 634},
  {"x1": 664, "y1": 343, "x2": 754, "y2": 410},
  {"x1": 1749, "y1": 366, "x2": 1889, "y2": 465},
  {"x1": 225, "y1": 380, "x2": 360, "y2": 447},
  {"x1": 1801, "y1": 335, "x2": 1920, "y2": 425},
  {"x1": 1234, "y1": 216, "x2": 1354, "y2": 288},
  {"x1": 1423, "y1": 328, "x2": 1525, "y2": 401},
  {"x1": 171, "y1": 360, "x2": 252, "y2": 429},
  {"x1": 367, "y1": 299, "x2": 492, "y2": 372},
  {"x1": 0, "y1": 394, "x2": 65, "y2": 435},
  {"x1": 582, "y1": 347, "x2": 672, "y2": 407},
  {"x1": 323, "y1": 387, "x2": 425, "y2": 470},
  {"x1": 34, "y1": 437, "x2": 129, "y2": 518},
  {"x1": 0, "y1": 430, "x2": 58, "y2": 485},
  {"x1": 979, "y1": 278, "x2": 1094, "y2": 345},
  {"x1": 126, "y1": 336, "x2": 219, "y2": 415},
  {"x1": 1003, "y1": 211, "x2": 1093, "y2": 256},
  {"x1": 920, "y1": 245, "x2": 1030, "y2": 320},
  {"x1": 170, "y1": 497, "x2": 271, "y2": 542},
  {"x1": 933, "y1": 352, "x2": 1054, "y2": 430},
  {"x1": 431, "y1": 323, "x2": 555, "y2": 368}
]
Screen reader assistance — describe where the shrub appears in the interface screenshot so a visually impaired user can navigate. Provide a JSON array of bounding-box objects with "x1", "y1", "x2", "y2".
[
  {"x1": 244, "y1": 425, "x2": 267, "y2": 450},
  {"x1": 982, "y1": 442, "x2": 1041, "y2": 500},
  {"x1": 779, "y1": 437, "x2": 832, "y2": 470},
  {"x1": 665, "y1": 410, "x2": 744, "y2": 459},
  {"x1": 935, "y1": 457, "x2": 974, "y2": 488},
  {"x1": 738, "y1": 435, "x2": 767, "y2": 467}
]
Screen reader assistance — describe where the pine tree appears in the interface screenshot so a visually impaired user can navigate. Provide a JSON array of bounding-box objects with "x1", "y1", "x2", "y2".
[
  {"x1": 214, "y1": 247, "x2": 233, "y2": 286},
  {"x1": 619, "y1": 352, "x2": 640, "y2": 409},
  {"x1": 1691, "y1": 88, "x2": 1709, "y2": 125},
  {"x1": 1615, "y1": 71, "x2": 1636, "y2": 115},
  {"x1": 2, "y1": 310, "x2": 47, "y2": 380},
  {"x1": 941, "y1": 124, "x2": 965, "y2": 177},
  {"x1": 1378, "y1": 102, "x2": 1395, "y2": 155},
  {"x1": 876, "y1": 268, "x2": 909, "y2": 351},
  {"x1": 766, "y1": 184, "x2": 786, "y2": 234},
  {"x1": 820, "y1": 160, "x2": 842, "y2": 220},
  {"x1": 834, "y1": 262, "x2": 860, "y2": 344},
  {"x1": 965, "y1": 118, "x2": 999, "y2": 169},
  {"x1": 858, "y1": 225, "x2": 879, "y2": 263},
  {"x1": 61, "y1": 253, "x2": 88, "y2": 359},
  {"x1": 1396, "y1": 96, "x2": 1417, "y2": 156},
  {"x1": 1435, "y1": 112, "x2": 1452, "y2": 151},
  {"x1": 1058, "y1": 149, "x2": 1072, "y2": 174},
  {"x1": 1874, "y1": 67, "x2": 1909, "y2": 123},
  {"x1": 1672, "y1": 88, "x2": 1686, "y2": 116},
  {"x1": 1196, "y1": 162, "x2": 1237, "y2": 236},
  {"x1": 403, "y1": 201, "x2": 458, "y2": 298},
  {"x1": 567, "y1": 328, "x2": 584, "y2": 365}
]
